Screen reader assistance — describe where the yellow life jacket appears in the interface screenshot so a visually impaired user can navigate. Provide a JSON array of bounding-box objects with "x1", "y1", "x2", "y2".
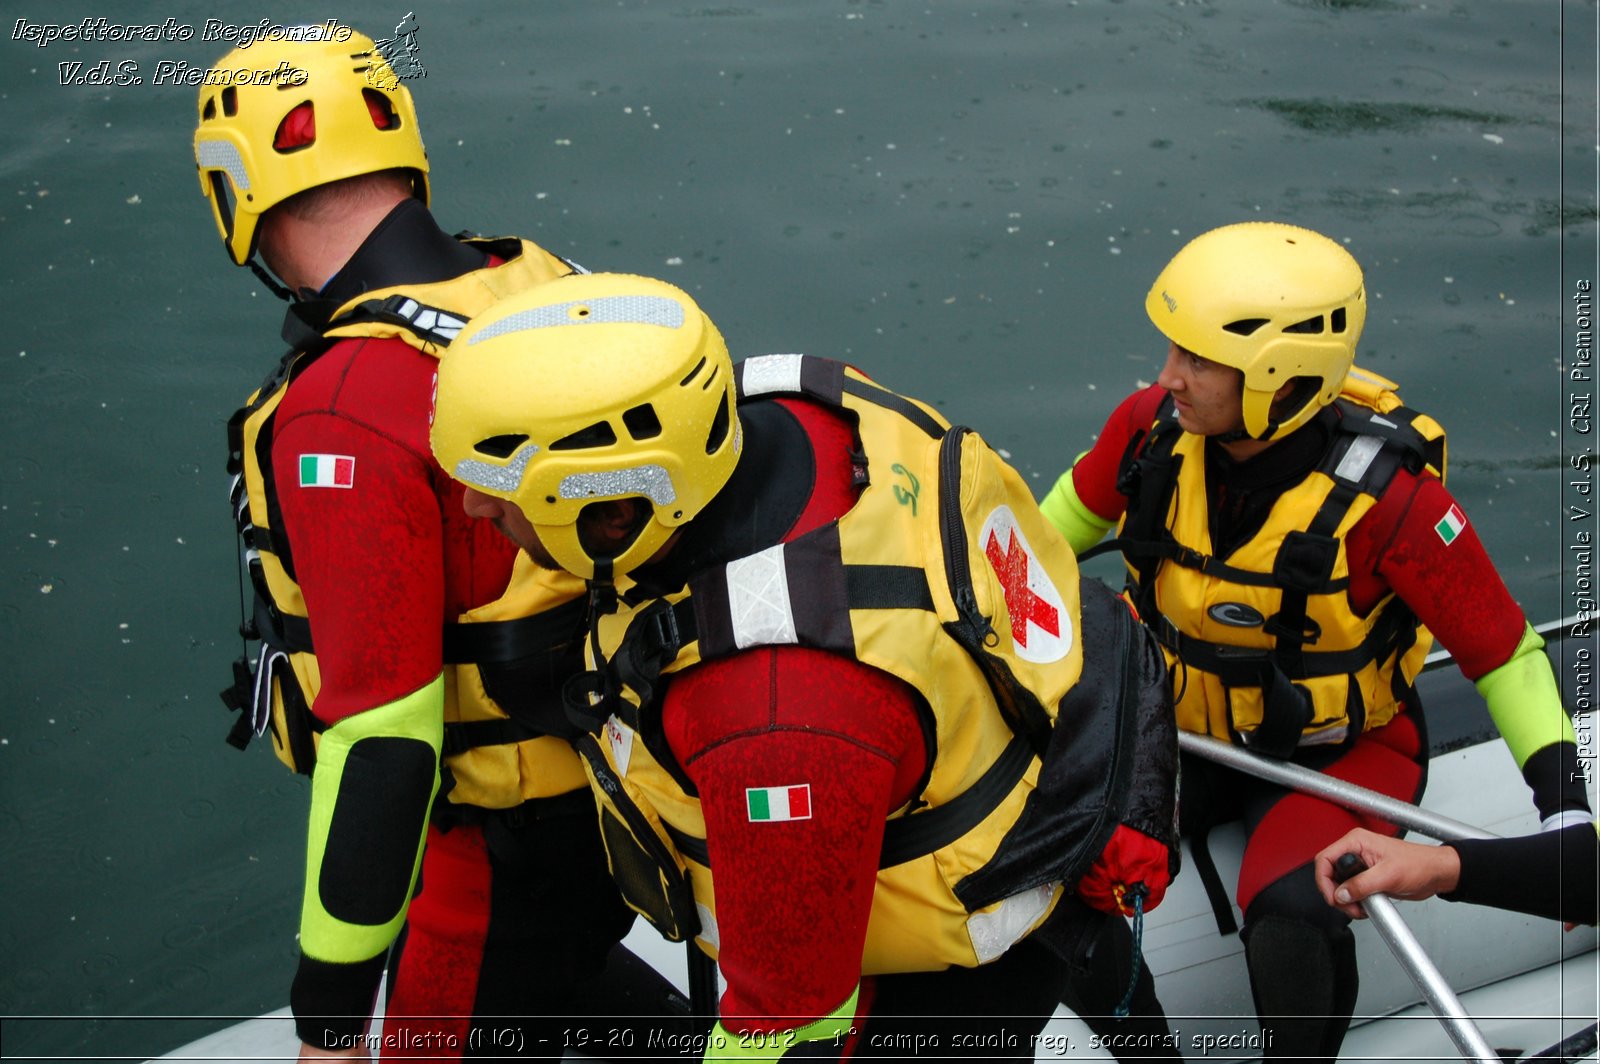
[
  {"x1": 567, "y1": 355, "x2": 1177, "y2": 973},
  {"x1": 1112, "y1": 366, "x2": 1447, "y2": 755},
  {"x1": 221, "y1": 237, "x2": 588, "y2": 807}
]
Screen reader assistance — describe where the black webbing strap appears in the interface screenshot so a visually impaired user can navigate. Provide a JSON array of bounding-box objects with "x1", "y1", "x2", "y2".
[
  {"x1": 664, "y1": 734, "x2": 1035, "y2": 872},
  {"x1": 732, "y1": 354, "x2": 947, "y2": 442},
  {"x1": 336, "y1": 293, "x2": 466, "y2": 351},
  {"x1": 1150, "y1": 606, "x2": 1415, "y2": 685},
  {"x1": 685, "y1": 528, "x2": 936, "y2": 665},
  {"x1": 1083, "y1": 536, "x2": 1347, "y2": 593},
  {"x1": 687, "y1": 942, "x2": 720, "y2": 1023},
  {"x1": 1189, "y1": 827, "x2": 1240, "y2": 937},
  {"x1": 878, "y1": 735, "x2": 1034, "y2": 868},
  {"x1": 262, "y1": 599, "x2": 588, "y2": 667},
  {"x1": 1180, "y1": 756, "x2": 1241, "y2": 937},
  {"x1": 842, "y1": 376, "x2": 946, "y2": 440},
  {"x1": 441, "y1": 716, "x2": 549, "y2": 757},
  {"x1": 254, "y1": 595, "x2": 313, "y2": 655},
  {"x1": 1268, "y1": 479, "x2": 1359, "y2": 671},
  {"x1": 844, "y1": 564, "x2": 934, "y2": 611},
  {"x1": 441, "y1": 596, "x2": 588, "y2": 665}
]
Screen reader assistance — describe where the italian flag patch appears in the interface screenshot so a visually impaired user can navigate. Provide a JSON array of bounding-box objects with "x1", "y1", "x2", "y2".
[
  {"x1": 1434, "y1": 503, "x2": 1466, "y2": 545},
  {"x1": 746, "y1": 784, "x2": 811, "y2": 823},
  {"x1": 299, "y1": 454, "x2": 355, "y2": 489}
]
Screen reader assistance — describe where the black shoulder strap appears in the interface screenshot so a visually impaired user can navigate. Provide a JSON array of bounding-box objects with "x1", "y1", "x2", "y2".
[
  {"x1": 333, "y1": 294, "x2": 470, "y2": 350},
  {"x1": 1110, "y1": 396, "x2": 1186, "y2": 618},
  {"x1": 1269, "y1": 402, "x2": 1423, "y2": 661},
  {"x1": 1329, "y1": 399, "x2": 1430, "y2": 477},
  {"x1": 733, "y1": 354, "x2": 949, "y2": 441}
]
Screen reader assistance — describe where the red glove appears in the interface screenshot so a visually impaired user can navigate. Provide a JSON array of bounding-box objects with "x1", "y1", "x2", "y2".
[{"x1": 1076, "y1": 824, "x2": 1171, "y2": 916}]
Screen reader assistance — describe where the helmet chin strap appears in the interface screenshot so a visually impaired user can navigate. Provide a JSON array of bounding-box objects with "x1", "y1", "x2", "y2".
[
  {"x1": 568, "y1": 559, "x2": 621, "y2": 735},
  {"x1": 591, "y1": 555, "x2": 616, "y2": 587},
  {"x1": 247, "y1": 259, "x2": 297, "y2": 303}
]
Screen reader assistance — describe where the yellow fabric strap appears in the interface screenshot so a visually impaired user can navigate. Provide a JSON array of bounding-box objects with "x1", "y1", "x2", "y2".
[
  {"x1": 704, "y1": 986, "x2": 860, "y2": 1062},
  {"x1": 1039, "y1": 455, "x2": 1114, "y2": 556},
  {"x1": 300, "y1": 674, "x2": 444, "y2": 962},
  {"x1": 1473, "y1": 624, "x2": 1576, "y2": 768}
]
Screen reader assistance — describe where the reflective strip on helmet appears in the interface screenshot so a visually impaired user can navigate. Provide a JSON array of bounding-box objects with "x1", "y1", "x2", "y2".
[
  {"x1": 453, "y1": 441, "x2": 540, "y2": 495},
  {"x1": 559, "y1": 465, "x2": 677, "y2": 505},
  {"x1": 741, "y1": 353, "x2": 806, "y2": 396},
  {"x1": 468, "y1": 295, "x2": 685, "y2": 344},
  {"x1": 726, "y1": 543, "x2": 798, "y2": 650},
  {"x1": 196, "y1": 139, "x2": 250, "y2": 190}
]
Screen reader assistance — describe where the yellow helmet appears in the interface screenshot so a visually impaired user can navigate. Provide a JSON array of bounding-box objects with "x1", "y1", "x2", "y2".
[
  {"x1": 193, "y1": 29, "x2": 429, "y2": 266},
  {"x1": 431, "y1": 273, "x2": 742, "y2": 581},
  {"x1": 1145, "y1": 222, "x2": 1365, "y2": 440}
]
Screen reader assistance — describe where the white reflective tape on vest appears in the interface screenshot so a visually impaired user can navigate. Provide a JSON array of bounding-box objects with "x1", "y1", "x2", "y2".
[
  {"x1": 1333, "y1": 434, "x2": 1383, "y2": 484},
  {"x1": 725, "y1": 543, "x2": 798, "y2": 649},
  {"x1": 966, "y1": 882, "x2": 1057, "y2": 964},
  {"x1": 741, "y1": 353, "x2": 806, "y2": 396}
]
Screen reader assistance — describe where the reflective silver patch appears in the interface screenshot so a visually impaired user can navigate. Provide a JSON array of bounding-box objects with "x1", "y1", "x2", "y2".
[
  {"x1": 558, "y1": 464, "x2": 677, "y2": 506},
  {"x1": 469, "y1": 295, "x2": 685, "y2": 345},
  {"x1": 453, "y1": 441, "x2": 540, "y2": 494},
  {"x1": 1333, "y1": 435, "x2": 1383, "y2": 484},
  {"x1": 966, "y1": 883, "x2": 1057, "y2": 964},
  {"x1": 196, "y1": 140, "x2": 250, "y2": 191},
  {"x1": 742, "y1": 353, "x2": 805, "y2": 396},
  {"x1": 1295, "y1": 724, "x2": 1349, "y2": 747},
  {"x1": 726, "y1": 544, "x2": 797, "y2": 649}
]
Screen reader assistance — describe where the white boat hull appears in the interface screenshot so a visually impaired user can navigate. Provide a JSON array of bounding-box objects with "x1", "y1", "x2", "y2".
[{"x1": 156, "y1": 694, "x2": 1597, "y2": 1063}]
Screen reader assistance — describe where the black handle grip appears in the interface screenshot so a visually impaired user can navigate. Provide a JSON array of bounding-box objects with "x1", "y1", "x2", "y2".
[{"x1": 1333, "y1": 852, "x2": 1368, "y2": 883}]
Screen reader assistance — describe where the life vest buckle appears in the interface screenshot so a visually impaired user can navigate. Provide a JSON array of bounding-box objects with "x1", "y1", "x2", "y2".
[
  {"x1": 648, "y1": 601, "x2": 682, "y2": 656},
  {"x1": 561, "y1": 670, "x2": 612, "y2": 736}
]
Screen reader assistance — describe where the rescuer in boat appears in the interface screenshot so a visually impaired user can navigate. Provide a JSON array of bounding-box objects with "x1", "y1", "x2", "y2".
[
  {"x1": 195, "y1": 30, "x2": 687, "y2": 1057},
  {"x1": 429, "y1": 271, "x2": 1185, "y2": 1058},
  {"x1": 1039, "y1": 221, "x2": 1592, "y2": 1062}
]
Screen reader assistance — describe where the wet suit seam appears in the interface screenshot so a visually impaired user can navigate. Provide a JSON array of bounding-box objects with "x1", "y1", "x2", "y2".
[{"x1": 682, "y1": 725, "x2": 905, "y2": 770}]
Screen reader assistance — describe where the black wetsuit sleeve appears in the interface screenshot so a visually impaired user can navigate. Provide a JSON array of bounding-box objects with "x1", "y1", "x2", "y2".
[{"x1": 1444, "y1": 823, "x2": 1598, "y2": 926}]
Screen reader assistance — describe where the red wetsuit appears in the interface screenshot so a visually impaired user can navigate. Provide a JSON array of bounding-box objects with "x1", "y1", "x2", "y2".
[
  {"x1": 274, "y1": 333, "x2": 514, "y2": 725},
  {"x1": 658, "y1": 396, "x2": 929, "y2": 1030},
  {"x1": 265, "y1": 210, "x2": 665, "y2": 1053}
]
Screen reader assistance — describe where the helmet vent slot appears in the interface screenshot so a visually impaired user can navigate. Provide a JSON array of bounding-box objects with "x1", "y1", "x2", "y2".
[
  {"x1": 221, "y1": 87, "x2": 238, "y2": 117},
  {"x1": 1330, "y1": 308, "x2": 1347, "y2": 333},
  {"x1": 473, "y1": 434, "x2": 528, "y2": 459},
  {"x1": 1284, "y1": 315, "x2": 1325, "y2": 335},
  {"x1": 623, "y1": 404, "x2": 662, "y2": 440},
  {"x1": 679, "y1": 357, "x2": 707, "y2": 387},
  {"x1": 704, "y1": 396, "x2": 731, "y2": 455},
  {"x1": 701, "y1": 363, "x2": 721, "y2": 390},
  {"x1": 551, "y1": 422, "x2": 618, "y2": 451},
  {"x1": 203, "y1": 98, "x2": 218, "y2": 121},
  {"x1": 1222, "y1": 318, "x2": 1270, "y2": 336},
  {"x1": 273, "y1": 102, "x2": 316, "y2": 152},
  {"x1": 362, "y1": 89, "x2": 399, "y2": 130}
]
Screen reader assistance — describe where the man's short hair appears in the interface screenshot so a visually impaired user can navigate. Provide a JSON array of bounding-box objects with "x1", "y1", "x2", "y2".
[{"x1": 274, "y1": 168, "x2": 416, "y2": 222}]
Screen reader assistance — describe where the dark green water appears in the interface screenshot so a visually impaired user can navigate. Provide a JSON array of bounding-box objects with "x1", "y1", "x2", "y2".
[{"x1": 1, "y1": 1, "x2": 1594, "y2": 1059}]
